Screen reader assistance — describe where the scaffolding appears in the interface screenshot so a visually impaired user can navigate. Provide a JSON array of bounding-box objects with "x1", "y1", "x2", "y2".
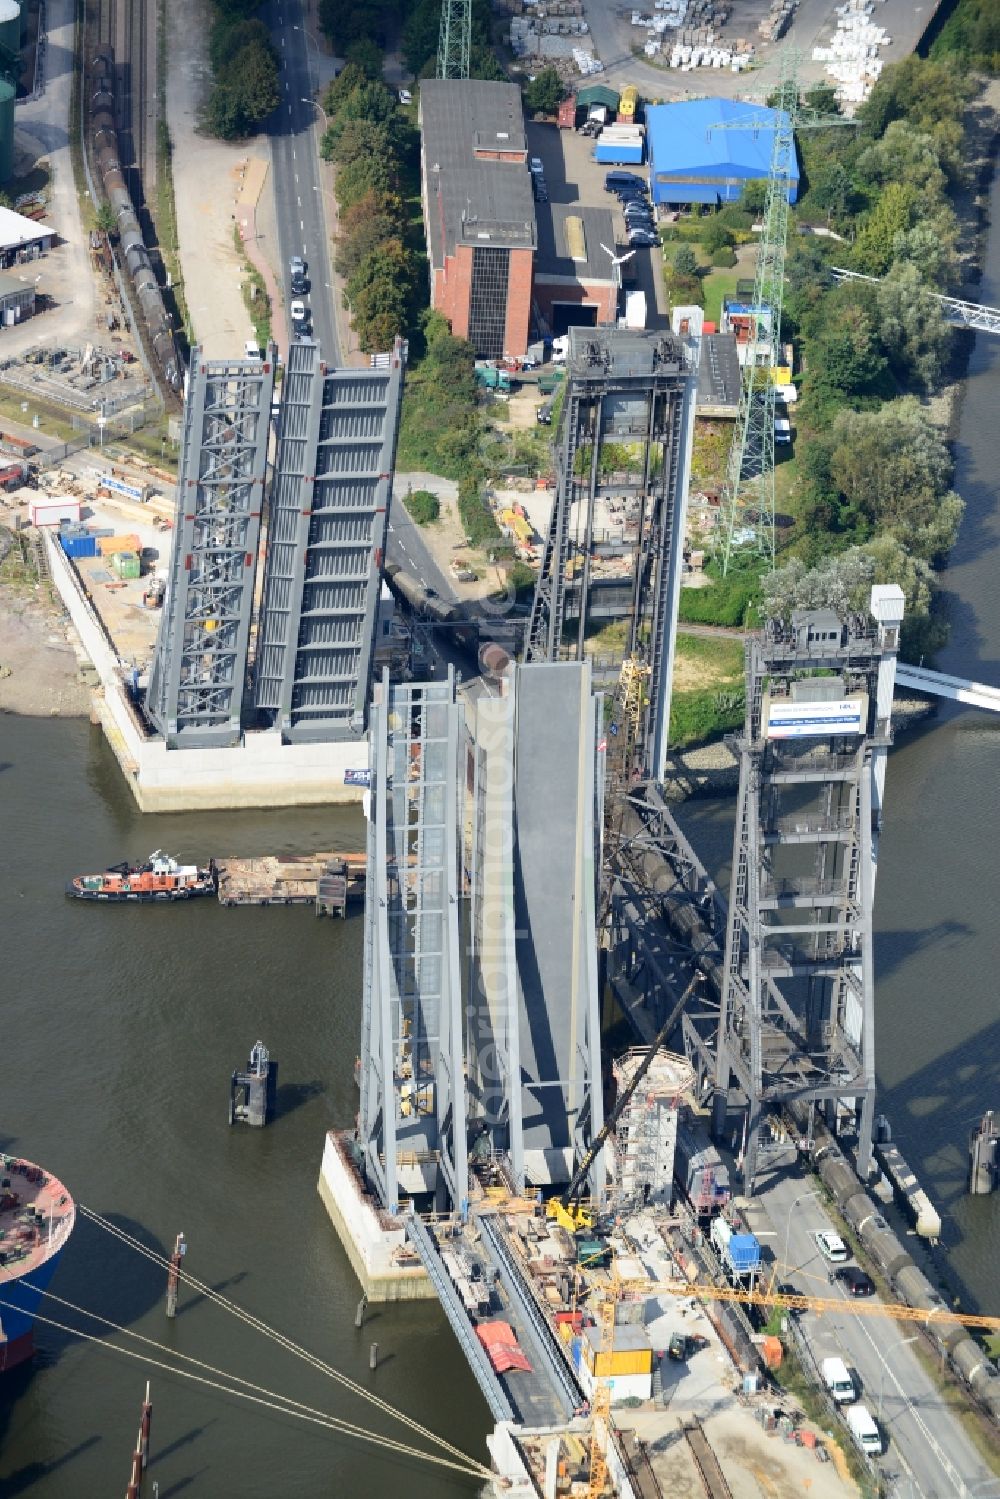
[
  {"x1": 610, "y1": 1049, "x2": 693, "y2": 1211},
  {"x1": 525, "y1": 327, "x2": 697, "y2": 785},
  {"x1": 254, "y1": 339, "x2": 406, "y2": 742},
  {"x1": 712, "y1": 597, "x2": 903, "y2": 1191},
  {"x1": 146, "y1": 350, "x2": 275, "y2": 746}
]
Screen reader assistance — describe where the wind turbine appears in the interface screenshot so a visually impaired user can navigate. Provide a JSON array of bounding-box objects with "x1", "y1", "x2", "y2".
[{"x1": 600, "y1": 243, "x2": 635, "y2": 299}]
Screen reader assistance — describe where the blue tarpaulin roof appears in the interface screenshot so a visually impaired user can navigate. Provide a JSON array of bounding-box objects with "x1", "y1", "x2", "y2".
[{"x1": 646, "y1": 98, "x2": 799, "y2": 205}]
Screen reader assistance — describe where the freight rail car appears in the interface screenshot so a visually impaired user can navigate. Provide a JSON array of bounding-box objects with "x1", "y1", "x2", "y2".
[{"x1": 89, "y1": 48, "x2": 182, "y2": 393}]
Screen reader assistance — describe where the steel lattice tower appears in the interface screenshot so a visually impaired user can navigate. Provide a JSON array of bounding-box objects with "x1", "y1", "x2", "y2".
[
  {"x1": 716, "y1": 56, "x2": 855, "y2": 573},
  {"x1": 147, "y1": 349, "x2": 275, "y2": 746},
  {"x1": 437, "y1": 0, "x2": 471, "y2": 79},
  {"x1": 712, "y1": 596, "x2": 903, "y2": 1192}
]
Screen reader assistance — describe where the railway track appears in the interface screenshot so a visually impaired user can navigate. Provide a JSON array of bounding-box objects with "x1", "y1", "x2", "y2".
[{"x1": 93, "y1": 0, "x2": 157, "y2": 209}]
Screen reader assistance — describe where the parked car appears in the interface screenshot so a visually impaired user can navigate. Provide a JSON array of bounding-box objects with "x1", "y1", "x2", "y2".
[
  {"x1": 290, "y1": 270, "x2": 309, "y2": 295},
  {"x1": 530, "y1": 156, "x2": 544, "y2": 176},
  {"x1": 628, "y1": 231, "x2": 658, "y2": 248},
  {"x1": 835, "y1": 1266, "x2": 875, "y2": 1297},
  {"x1": 398, "y1": 88, "x2": 412, "y2": 105},
  {"x1": 605, "y1": 169, "x2": 644, "y2": 192},
  {"x1": 624, "y1": 206, "x2": 654, "y2": 222},
  {"x1": 289, "y1": 255, "x2": 306, "y2": 279},
  {"x1": 290, "y1": 300, "x2": 310, "y2": 330},
  {"x1": 815, "y1": 1230, "x2": 850, "y2": 1264}
]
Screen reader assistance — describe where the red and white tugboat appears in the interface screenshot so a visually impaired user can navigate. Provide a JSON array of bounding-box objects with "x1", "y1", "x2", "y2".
[{"x1": 67, "y1": 851, "x2": 217, "y2": 902}]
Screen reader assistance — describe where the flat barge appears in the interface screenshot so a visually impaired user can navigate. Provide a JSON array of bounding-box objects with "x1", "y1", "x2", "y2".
[{"x1": 215, "y1": 852, "x2": 366, "y2": 912}]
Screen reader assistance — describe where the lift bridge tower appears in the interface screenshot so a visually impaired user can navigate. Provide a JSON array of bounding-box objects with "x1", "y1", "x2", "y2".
[
  {"x1": 525, "y1": 327, "x2": 698, "y2": 785},
  {"x1": 712, "y1": 587, "x2": 904, "y2": 1192}
]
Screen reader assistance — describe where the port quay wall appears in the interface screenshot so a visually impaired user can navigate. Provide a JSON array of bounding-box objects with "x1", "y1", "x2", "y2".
[
  {"x1": 44, "y1": 532, "x2": 369, "y2": 812},
  {"x1": 317, "y1": 1132, "x2": 435, "y2": 1302}
]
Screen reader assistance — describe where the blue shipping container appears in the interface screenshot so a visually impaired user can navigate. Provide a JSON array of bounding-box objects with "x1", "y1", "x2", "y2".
[
  {"x1": 727, "y1": 1233, "x2": 761, "y2": 1272},
  {"x1": 594, "y1": 142, "x2": 645, "y2": 166},
  {"x1": 61, "y1": 534, "x2": 98, "y2": 559}
]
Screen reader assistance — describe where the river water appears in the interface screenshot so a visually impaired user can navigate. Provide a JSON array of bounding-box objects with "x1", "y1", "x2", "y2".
[
  {"x1": 677, "y1": 163, "x2": 1000, "y2": 1318},
  {"x1": 0, "y1": 716, "x2": 490, "y2": 1496}
]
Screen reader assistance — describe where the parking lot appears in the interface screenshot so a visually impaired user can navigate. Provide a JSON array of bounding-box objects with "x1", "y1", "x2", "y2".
[{"x1": 525, "y1": 118, "x2": 669, "y2": 331}]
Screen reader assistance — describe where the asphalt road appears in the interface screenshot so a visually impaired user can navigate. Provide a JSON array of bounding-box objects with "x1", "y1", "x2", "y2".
[
  {"x1": 262, "y1": 0, "x2": 339, "y2": 364},
  {"x1": 386, "y1": 488, "x2": 455, "y2": 603},
  {"x1": 750, "y1": 1157, "x2": 1000, "y2": 1499}
]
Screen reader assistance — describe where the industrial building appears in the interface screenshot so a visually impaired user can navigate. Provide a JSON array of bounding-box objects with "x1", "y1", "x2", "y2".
[
  {"x1": 419, "y1": 79, "x2": 536, "y2": 359},
  {"x1": 610, "y1": 1049, "x2": 694, "y2": 1212},
  {"x1": 533, "y1": 203, "x2": 618, "y2": 337},
  {"x1": 645, "y1": 99, "x2": 799, "y2": 208},
  {"x1": 0, "y1": 269, "x2": 35, "y2": 326},
  {"x1": 0, "y1": 205, "x2": 55, "y2": 263}
]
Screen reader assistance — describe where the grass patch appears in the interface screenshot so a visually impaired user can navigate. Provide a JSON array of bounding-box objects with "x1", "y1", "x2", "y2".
[
  {"x1": 0, "y1": 529, "x2": 47, "y2": 600},
  {"x1": 668, "y1": 685, "x2": 744, "y2": 749},
  {"x1": 691, "y1": 419, "x2": 731, "y2": 485},
  {"x1": 403, "y1": 487, "x2": 439, "y2": 525},
  {"x1": 233, "y1": 226, "x2": 271, "y2": 348},
  {"x1": 679, "y1": 567, "x2": 761, "y2": 628},
  {"x1": 673, "y1": 632, "x2": 743, "y2": 688},
  {"x1": 701, "y1": 267, "x2": 740, "y2": 327}
]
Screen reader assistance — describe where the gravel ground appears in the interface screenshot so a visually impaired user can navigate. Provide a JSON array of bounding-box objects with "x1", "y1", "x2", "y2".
[{"x1": 0, "y1": 591, "x2": 90, "y2": 717}]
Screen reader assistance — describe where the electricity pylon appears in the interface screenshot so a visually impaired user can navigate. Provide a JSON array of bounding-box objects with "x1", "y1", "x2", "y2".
[
  {"x1": 437, "y1": 0, "x2": 471, "y2": 79},
  {"x1": 714, "y1": 54, "x2": 854, "y2": 574}
]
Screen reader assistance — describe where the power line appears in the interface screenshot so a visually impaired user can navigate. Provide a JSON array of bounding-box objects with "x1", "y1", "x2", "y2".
[
  {"x1": 0, "y1": 1295, "x2": 486, "y2": 1480},
  {"x1": 79, "y1": 1205, "x2": 493, "y2": 1479}
]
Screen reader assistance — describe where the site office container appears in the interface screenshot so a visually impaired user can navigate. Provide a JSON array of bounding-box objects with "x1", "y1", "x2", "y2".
[
  {"x1": 111, "y1": 550, "x2": 141, "y2": 580},
  {"x1": 558, "y1": 94, "x2": 577, "y2": 128},
  {"x1": 60, "y1": 532, "x2": 99, "y2": 559},
  {"x1": 29, "y1": 498, "x2": 81, "y2": 527}
]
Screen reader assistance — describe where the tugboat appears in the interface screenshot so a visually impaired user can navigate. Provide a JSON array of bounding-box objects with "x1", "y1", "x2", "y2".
[{"x1": 67, "y1": 851, "x2": 217, "y2": 902}]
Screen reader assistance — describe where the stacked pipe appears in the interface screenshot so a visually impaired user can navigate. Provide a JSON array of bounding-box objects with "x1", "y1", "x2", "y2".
[{"x1": 89, "y1": 48, "x2": 181, "y2": 392}]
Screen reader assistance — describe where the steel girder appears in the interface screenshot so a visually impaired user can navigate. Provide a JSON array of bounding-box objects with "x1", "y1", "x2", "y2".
[
  {"x1": 254, "y1": 340, "x2": 406, "y2": 742},
  {"x1": 147, "y1": 349, "x2": 275, "y2": 746}
]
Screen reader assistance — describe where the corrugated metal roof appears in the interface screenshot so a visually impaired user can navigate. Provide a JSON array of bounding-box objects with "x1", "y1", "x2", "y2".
[
  {"x1": 646, "y1": 98, "x2": 799, "y2": 203},
  {"x1": 420, "y1": 80, "x2": 537, "y2": 269},
  {"x1": 576, "y1": 83, "x2": 621, "y2": 110}
]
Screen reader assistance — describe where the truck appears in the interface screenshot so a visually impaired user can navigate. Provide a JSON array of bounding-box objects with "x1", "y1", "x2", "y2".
[
  {"x1": 709, "y1": 1215, "x2": 761, "y2": 1277},
  {"x1": 594, "y1": 126, "x2": 645, "y2": 166},
  {"x1": 821, "y1": 1356, "x2": 856, "y2": 1404},
  {"x1": 846, "y1": 1404, "x2": 881, "y2": 1456},
  {"x1": 623, "y1": 290, "x2": 647, "y2": 331}
]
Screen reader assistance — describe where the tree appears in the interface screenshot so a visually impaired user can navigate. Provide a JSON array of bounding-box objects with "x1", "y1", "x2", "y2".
[
  {"x1": 890, "y1": 215, "x2": 960, "y2": 291},
  {"x1": 860, "y1": 55, "x2": 973, "y2": 139},
  {"x1": 205, "y1": 40, "x2": 280, "y2": 138},
  {"x1": 854, "y1": 121, "x2": 947, "y2": 205},
  {"x1": 874, "y1": 263, "x2": 952, "y2": 391},
  {"x1": 672, "y1": 244, "x2": 698, "y2": 277},
  {"x1": 336, "y1": 190, "x2": 406, "y2": 281},
  {"x1": 762, "y1": 548, "x2": 876, "y2": 621},
  {"x1": 808, "y1": 303, "x2": 885, "y2": 399},
  {"x1": 94, "y1": 202, "x2": 117, "y2": 236},
  {"x1": 699, "y1": 217, "x2": 734, "y2": 256},
  {"x1": 803, "y1": 82, "x2": 839, "y2": 116},
  {"x1": 336, "y1": 151, "x2": 396, "y2": 210},
  {"x1": 346, "y1": 237, "x2": 415, "y2": 350},
  {"x1": 851, "y1": 181, "x2": 918, "y2": 276},
  {"x1": 826, "y1": 398, "x2": 963, "y2": 561},
  {"x1": 523, "y1": 67, "x2": 566, "y2": 118},
  {"x1": 739, "y1": 180, "x2": 768, "y2": 216},
  {"x1": 346, "y1": 37, "x2": 385, "y2": 80}
]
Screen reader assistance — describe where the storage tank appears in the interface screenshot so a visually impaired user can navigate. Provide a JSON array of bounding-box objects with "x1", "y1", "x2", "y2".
[
  {"x1": 0, "y1": 0, "x2": 20, "y2": 59},
  {"x1": 0, "y1": 76, "x2": 14, "y2": 184}
]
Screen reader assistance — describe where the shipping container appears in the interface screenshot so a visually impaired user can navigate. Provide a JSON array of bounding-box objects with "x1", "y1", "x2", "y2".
[
  {"x1": 98, "y1": 533, "x2": 141, "y2": 557},
  {"x1": 29, "y1": 498, "x2": 81, "y2": 527},
  {"x1": 594, "y1": 140, "x2": 645, "y2": 165},
  {"x1": 60, "y1": 533, "x2": 99, "y2": 559},
  {"x1": 557, "y1": 94, "x2": 577, "y2": 129},
  {"x1": 111, "y1": 550, "x2": 141, "y2": 579},
  {"x1": 583, "y1": 1323, "x2": 653, "y2": 1377}
]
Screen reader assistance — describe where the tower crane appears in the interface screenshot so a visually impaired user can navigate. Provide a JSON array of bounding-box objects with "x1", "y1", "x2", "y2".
[{"x1": 712, "y1": 53, "x2": 856, "y2": 574}]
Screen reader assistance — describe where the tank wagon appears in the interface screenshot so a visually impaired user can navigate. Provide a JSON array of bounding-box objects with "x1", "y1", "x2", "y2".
[
  {"x1": 90, "y1": 48, "x2": 181, "y2": 392},
  {"x1": 811, "y1": 1120, "x2": 1000, "y2": 1423}
]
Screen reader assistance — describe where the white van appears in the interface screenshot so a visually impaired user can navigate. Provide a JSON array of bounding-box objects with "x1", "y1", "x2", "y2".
[
  {"x1": 821, "y1": 1356, "x2": 856, "y2": 1404},
  {"x1": 244, "y1": 340, "x2": 262, "y2": 362},
  {"x1": 846, "y1": 1403, "x2": 881, "y2": 1456}
]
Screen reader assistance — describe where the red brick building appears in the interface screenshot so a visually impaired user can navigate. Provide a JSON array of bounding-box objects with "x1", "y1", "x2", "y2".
[{"x1": 420, "y1": 80, "x2": 537, "y2": 360}]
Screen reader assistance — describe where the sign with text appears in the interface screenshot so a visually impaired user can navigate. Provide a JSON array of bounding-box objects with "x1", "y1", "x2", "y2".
[{"x1": 765, "y1": 696, "x2": 865, "y2": 740}]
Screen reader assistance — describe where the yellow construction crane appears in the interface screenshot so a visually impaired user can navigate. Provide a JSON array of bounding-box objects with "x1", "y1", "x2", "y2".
[{"x1": 581, "y1": 1263, "x2": 1000, "y2": 1332}]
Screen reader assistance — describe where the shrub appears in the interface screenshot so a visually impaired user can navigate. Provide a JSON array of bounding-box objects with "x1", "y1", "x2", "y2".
[
  {"x1": 404, "y1": 488, "x2": 440, "y2": 525},
  {"x1": 710, "y1": 246, "x2": 737, "y2": 268}
]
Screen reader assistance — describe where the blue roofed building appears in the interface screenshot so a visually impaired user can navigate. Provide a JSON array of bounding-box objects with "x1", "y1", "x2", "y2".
[{"x1": 646, "y1": 98, "x2": 799, "y2": 208}]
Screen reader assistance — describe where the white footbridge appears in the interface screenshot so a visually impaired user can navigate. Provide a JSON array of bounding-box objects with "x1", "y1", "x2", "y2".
[{"x1": 896, "y1": 663, "x2": 1000, "y2": 713}]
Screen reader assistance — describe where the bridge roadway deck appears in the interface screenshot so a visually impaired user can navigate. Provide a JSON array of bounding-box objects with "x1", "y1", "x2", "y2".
[{"x1": 895, "y1": 662, "x2": 1000, "y2": 712}]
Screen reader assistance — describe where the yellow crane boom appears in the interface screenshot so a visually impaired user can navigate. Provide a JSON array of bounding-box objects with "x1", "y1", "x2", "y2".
[{"x1": 606, "y1": 1273, "x2": 1000, "y2": 1330}]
